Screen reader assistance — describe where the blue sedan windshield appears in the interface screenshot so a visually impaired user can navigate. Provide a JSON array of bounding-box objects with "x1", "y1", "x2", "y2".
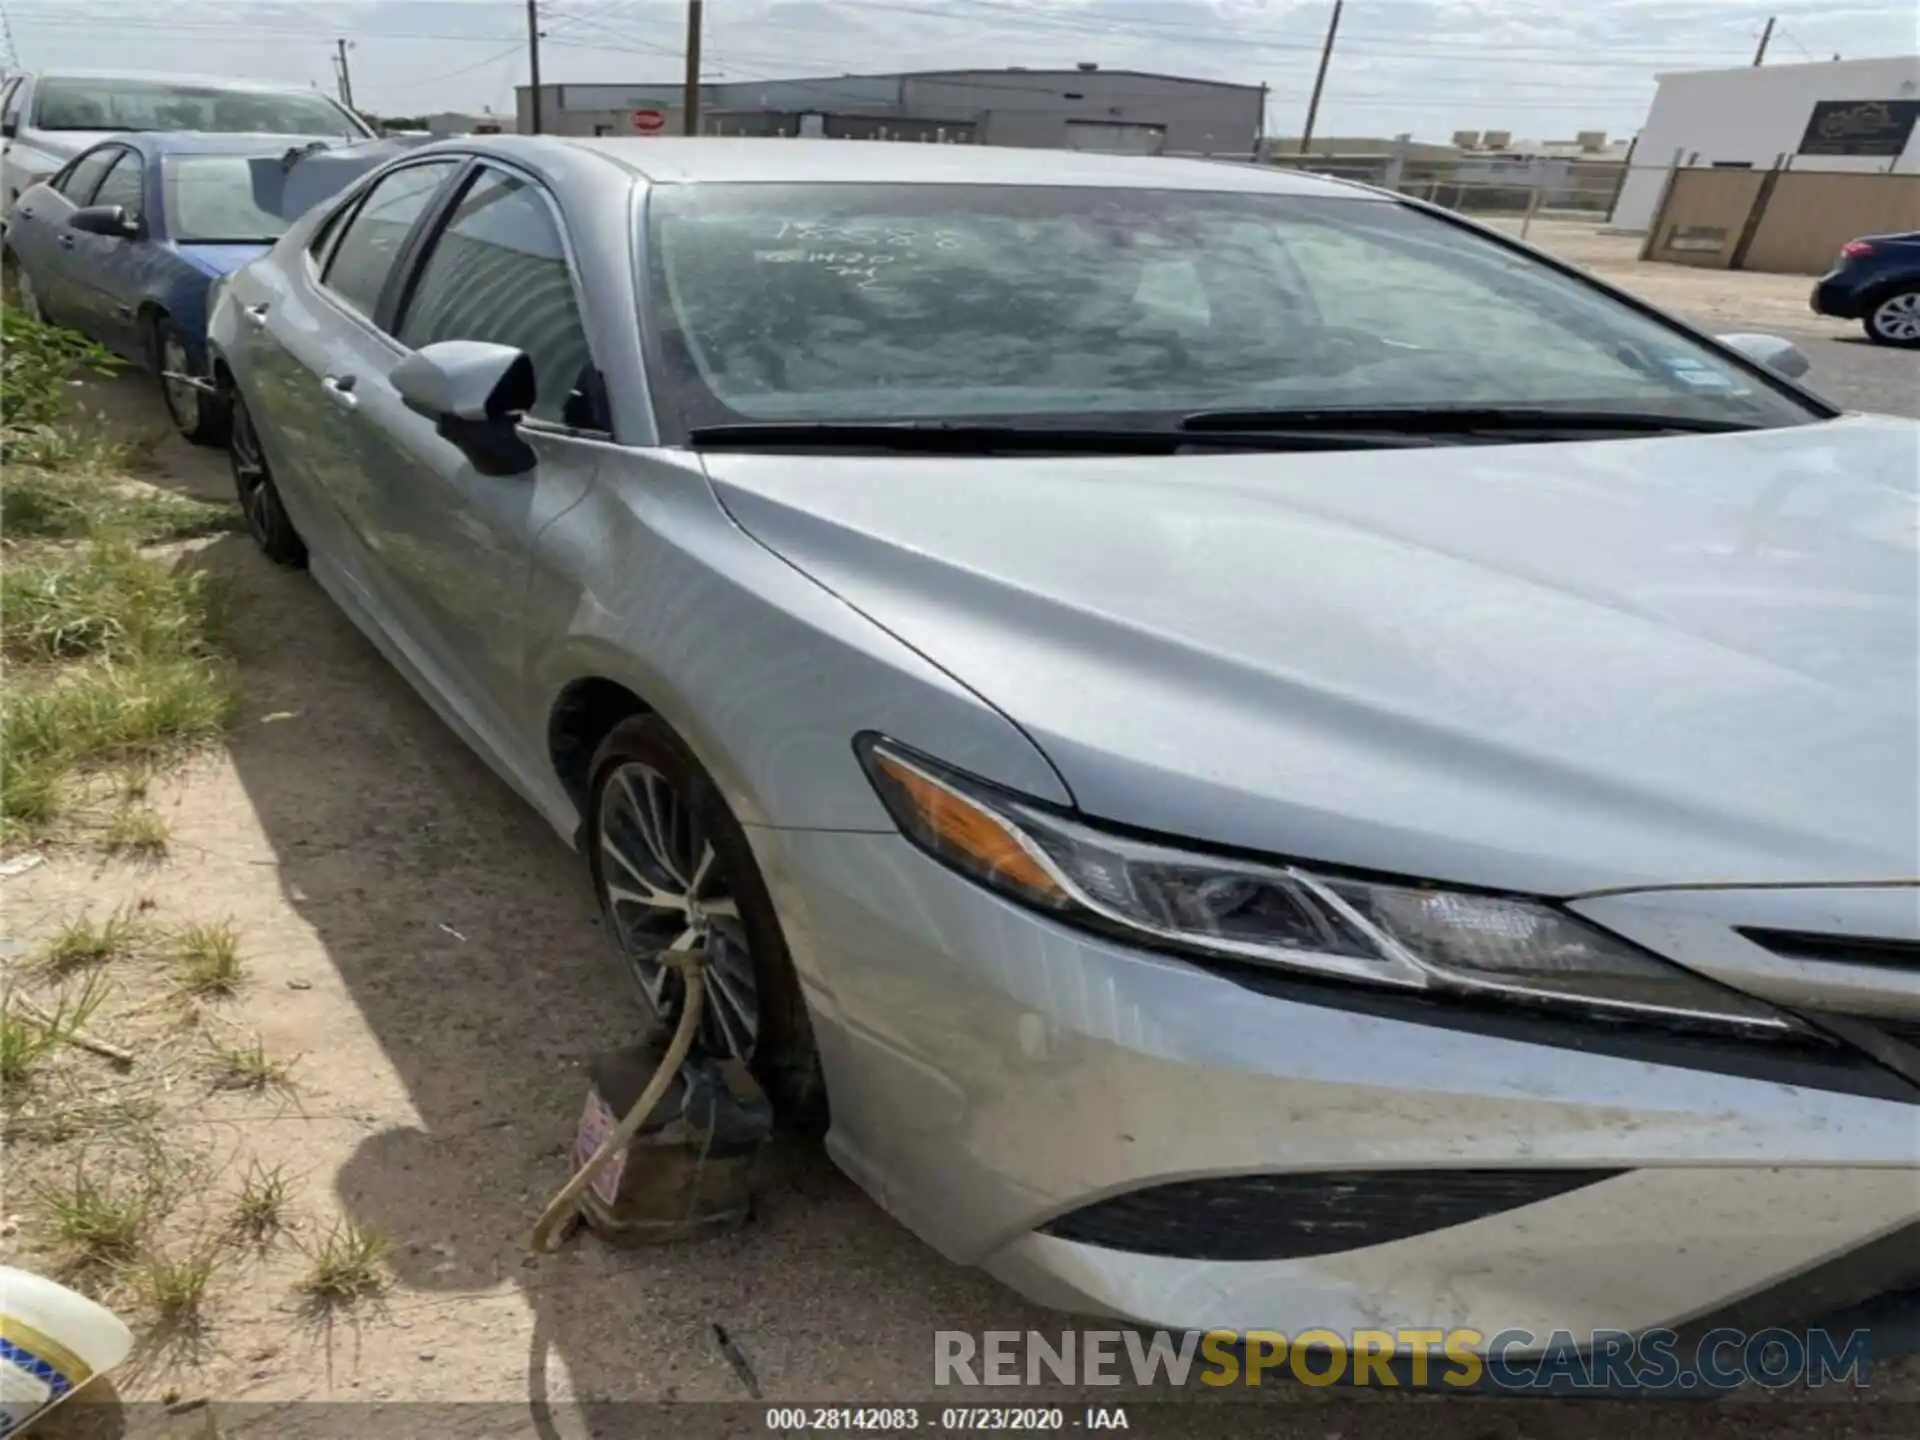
[{"x1": 164, "y1": 156, "x2": 293, "y2": 244}]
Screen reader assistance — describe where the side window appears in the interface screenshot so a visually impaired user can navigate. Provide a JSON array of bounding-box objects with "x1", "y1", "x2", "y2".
[
  {"x1": 0, "y1": 80, "x2": 22, "y2": 131},
  {"x1": 396, "y1": 167, "x2": 597, "y2": 427},
  {"x1": 57, "y1": 149, "x2": 119, "y2": 203},
  {"x1": 319, "y1": 161, "x2": 460, "y2": 319},
  {"x1": 90, "y1": 151, "x2": 143, "y2": 220}
]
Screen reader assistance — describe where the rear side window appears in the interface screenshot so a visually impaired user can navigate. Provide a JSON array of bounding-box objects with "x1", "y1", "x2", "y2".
[
  {"x1": 90, "y1": 151, "x2": 143, "y2": 220},
  {"x1": 0, "y1": 81, "x2": 23, "y2": 131},
  {"x1": 396, "y1": 167, "x2": 596, "y2": 425},
  {"x1": 320, "y1": 161, "x2": 459, "y2": 319},
  {"x1": 57, "y1": 149, "x2": 117, "y2": 203}
]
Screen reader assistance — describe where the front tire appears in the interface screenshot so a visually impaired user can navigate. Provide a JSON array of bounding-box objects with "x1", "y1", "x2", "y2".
[
  {"x1": 586, "y1": 714, "x2": 825, "y2": 1124},
  {"x1": 1864, "y1": 288, "x2": 1920, "y2": 348},
  {"x1": 155, "y1": 317, "x2": 229, "y2": 445},
  {"x1": 229, "y1": 386, "x2": 307, "y2": 567}
]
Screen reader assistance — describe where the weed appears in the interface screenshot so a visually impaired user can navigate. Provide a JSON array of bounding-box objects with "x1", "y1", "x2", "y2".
[
  {"x1": 0, "y1": 976, "x2": 109, "y2": 1089},
  {"x1": 32, "y1": 910, "x2": 145, "y2": 977},
  {"x1": 34, "y1": 1167, "x2": 156, "y2": 1273},
  {"x1": 101, "y1": 805, "x2": 170, "y2": 860},
  {"x1": 228, "y1": 1161, "x2": 294, "y2": 1244},
  {"x1": 168, "y1": 921, "x2": 242, "y2": 998},
  {"x1": 203, "y1": 1034, "x2": 296, "y2": 1094},
  {"x1": 298, "y1": 1222, "x2": 389, "y2": 1308},
  {"x1": 0, "y1": 304, "x2": 120, "y2": 438},
  {"x1": 129, "y1": 1242, "x2": 219, "y2": 1330}
]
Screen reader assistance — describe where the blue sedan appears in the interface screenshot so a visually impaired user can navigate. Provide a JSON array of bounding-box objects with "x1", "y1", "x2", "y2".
[
  {"x1": 1810, "y1": 230, "x2": 1920, "y2": 348},
  {"x1": 3, "y1": 131, "x2": 335, "y2": 442}
]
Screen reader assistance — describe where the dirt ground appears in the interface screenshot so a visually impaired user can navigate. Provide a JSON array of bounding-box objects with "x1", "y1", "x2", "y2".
[{"x1": 3, "y1": 231, "x2": 1917, "y2": 1434}]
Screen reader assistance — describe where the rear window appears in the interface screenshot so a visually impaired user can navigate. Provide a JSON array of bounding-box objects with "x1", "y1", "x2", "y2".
[
  {"x1": 163, "y1": 156, "x2": 293, "y2": 244},
  {"x1": 34, "y1": 79, "x2": 364, "y2": 139}
]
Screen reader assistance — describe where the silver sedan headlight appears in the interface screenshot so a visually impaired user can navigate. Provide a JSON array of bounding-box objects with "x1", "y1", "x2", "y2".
[{"x1": 858, "y1": 736, "x2": 1801, "y2": 1037}]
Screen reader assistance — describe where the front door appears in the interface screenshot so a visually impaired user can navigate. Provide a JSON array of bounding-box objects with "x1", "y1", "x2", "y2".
[
  {"x1": 330, "y1": 161, "x2": 610, "y2": 791},
  {"x1": 63, "y1": 147, "x2": 147, "y2": 359}
]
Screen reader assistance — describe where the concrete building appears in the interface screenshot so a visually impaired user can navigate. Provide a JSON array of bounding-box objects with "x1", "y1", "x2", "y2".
[
  {"x1": 514, "y1": 66, "x2": 1266, "y2": 158},
  {"x1": 1612, "y1": 54, "x2": 1920, "y2": 232}
]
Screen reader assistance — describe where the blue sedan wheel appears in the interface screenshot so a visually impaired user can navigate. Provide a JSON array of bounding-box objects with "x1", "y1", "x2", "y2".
[{"x1": 156, "y1": 319, "x2": 229, "y2": 447}]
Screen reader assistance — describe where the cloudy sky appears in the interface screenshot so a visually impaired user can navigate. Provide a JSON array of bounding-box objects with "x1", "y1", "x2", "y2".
[{"x1": 7, "y1": 0, "x2": 1917, "y2": 140}]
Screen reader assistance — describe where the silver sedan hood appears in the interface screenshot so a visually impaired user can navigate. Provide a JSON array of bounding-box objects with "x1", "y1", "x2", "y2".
[{"x1": 706, "y1": 416, "x2": 1920, "y2": 896}]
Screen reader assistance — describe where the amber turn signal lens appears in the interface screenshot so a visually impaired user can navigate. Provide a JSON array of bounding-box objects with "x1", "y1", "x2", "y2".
[{"x1": 872, "y1": 751, "x2": 1070, "y2": 906}]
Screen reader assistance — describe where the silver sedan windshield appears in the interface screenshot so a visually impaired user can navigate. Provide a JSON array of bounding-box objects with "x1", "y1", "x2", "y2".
[{"x1": 644, "y1": 184, "x2": 1816, "y2": 435}]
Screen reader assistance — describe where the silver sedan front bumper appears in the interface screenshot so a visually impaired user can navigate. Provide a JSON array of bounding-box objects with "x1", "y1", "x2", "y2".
[{"x1": 749, "y1": 826, "x2": 1920, "y2": 1345}]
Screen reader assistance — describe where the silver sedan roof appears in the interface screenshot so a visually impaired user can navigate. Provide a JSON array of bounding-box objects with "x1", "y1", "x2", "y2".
[{"x1": 487, "y1": 135, "x2": 1375, "y2": 196}]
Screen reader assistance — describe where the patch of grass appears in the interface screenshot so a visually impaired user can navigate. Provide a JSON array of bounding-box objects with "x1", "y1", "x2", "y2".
[
  {"x1": 228, "y1": 1162, "x2": 294, "y2": 1244},
  {"x1": 32, "y1": 910, "x2": 146, "y2": 977},
  {"x1": 101, "y1": 805, "x2": 170, "y2": 860},
  {"x1": 167, "y1": 921, "x2": 242, "y2": 998},
  {"x1": 298, "y1": 1222, "x2": 389, "y2": 1309},
  {"x1": 34, "y1": 1167, "x2": 157, "y2": 1274},
  {"x1": 129, "y1": 1242, "x2": 219, "y2": 1331},
  {"x1": 203, "y1": 1033, "x2": 296, "y2": 1094},
  {"x1": 0, "y1": 976, "x2": 109, "y2": 1090},
  {"x1": 1, "y1": 461, "x2": 236, "y2": 542},
  {"x1": 1, "y1": 655, "x2": 240, "y2": 837},
  {"x1": 1, "y1": 541, "x2": 222, "y2": 666}
]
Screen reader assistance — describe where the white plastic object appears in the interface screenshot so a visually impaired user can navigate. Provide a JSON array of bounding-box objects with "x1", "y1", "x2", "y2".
[{"x1": 0, "y1": 1267, "x2": 133, "y2": 1435}]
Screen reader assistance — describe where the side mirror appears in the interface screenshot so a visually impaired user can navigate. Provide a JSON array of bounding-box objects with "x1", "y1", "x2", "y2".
[
  {"x1": 390, "y1": 340, "x2": 538, "y2": 476},
  {"x1": 0, "y1": 119, "x2": 17, "y2": 140},
  {"x1": 1717, "y1": 332, "x2": 1812, "y2": 380},
  {"x1": 69, "y1": 204, "x2": 139, "y2": 239}
]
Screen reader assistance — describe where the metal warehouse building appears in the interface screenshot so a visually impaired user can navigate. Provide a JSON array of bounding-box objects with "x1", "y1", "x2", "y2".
[{"x1": 514, "y1": 65, "x2": 1266, "y2": 158}]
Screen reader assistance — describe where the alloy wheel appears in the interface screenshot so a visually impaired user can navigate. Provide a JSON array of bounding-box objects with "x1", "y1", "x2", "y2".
[
  {"x1": 1871, "y1": 292, "x2": 1920, "y2": 343},
  {"x1": 160, "y1": 332, "x2": 202, "y2": 435},
  {"x1": 230, "y1": 397, "x2": 273, "y2": 546},
  {"x1": 596, "y1": 760, "x2": 760, "y2": 1060}
]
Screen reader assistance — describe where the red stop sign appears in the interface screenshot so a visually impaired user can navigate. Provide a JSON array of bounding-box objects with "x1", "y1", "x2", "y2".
[{"x1": 632, "y1": 109, "x2": 666, "y2": 134}]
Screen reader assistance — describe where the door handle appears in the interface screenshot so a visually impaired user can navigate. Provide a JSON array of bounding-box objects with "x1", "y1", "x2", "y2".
[
  {"x1": 16, "y1": 205, "x2": 31, "y2": 220},
  {"x1": 57, "y1": 234, "x2": 73, "y2": 250},
  {"x1": 320, "y1": 374, "x2": 358, "y2": 411},
  {"x1": 243, "y1": 302, "x2": 269, "y2": 329}
]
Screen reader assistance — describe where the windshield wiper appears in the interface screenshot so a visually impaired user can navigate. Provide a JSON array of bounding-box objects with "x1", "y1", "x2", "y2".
[
  {"x1": 686, "y1": 420, "x2": 1435, "y2": 453},
  {"x1": 1181, "y1": 405, "x2": 1759, "y2": 437}
]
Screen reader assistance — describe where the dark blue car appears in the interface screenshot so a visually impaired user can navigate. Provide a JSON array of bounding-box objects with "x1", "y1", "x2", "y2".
[
  {"x1": 3, "y1": 131, "x2": 338, "y2": 443},
  {"x1": 1810, "y1": 231, "x2": 1920, "y2": 349}
]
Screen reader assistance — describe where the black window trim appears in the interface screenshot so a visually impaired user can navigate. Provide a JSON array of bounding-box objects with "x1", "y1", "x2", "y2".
[
  {"x1": 386, "y1": 155, "x2": 614, "y2": 437},
  {"x1": 56, "y1": 143, "x2": 129, "y2": 206},
  {"x1": 90, "y1": 146, "x2": 146, "y2": 220},
  {"x1": 304, "y1": 154, "x2": 473, "y2": 335}
]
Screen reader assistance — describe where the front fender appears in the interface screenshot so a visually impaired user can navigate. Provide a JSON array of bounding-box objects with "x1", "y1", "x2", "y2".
[{"x1": 525, "y1": 450, "x2": 1073, "y2": 837}]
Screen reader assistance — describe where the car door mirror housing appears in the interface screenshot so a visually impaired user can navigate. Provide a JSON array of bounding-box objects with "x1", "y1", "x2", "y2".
[
  {"x1": 1716, "y1": 332, "x2": 1812, "y2": 380},
  {"x1": 391, "y1": 340, "x2": 539, "y2": 477},
  {"x1": 69, "y1": 204, "x2": 139, "y2": 239}
]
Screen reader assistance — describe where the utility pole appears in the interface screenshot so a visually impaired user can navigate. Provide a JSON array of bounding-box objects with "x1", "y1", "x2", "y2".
[
  {"x1": 683, "y1": 0, "x2": 703, "y2": 136},
  {"x1": 1299, "y1": 0, "x2": 1343, "y2": 155},
  {"x1": 527, "y1": 0, "x2": 543, "y2": 135},
  {"x1": 1752, "y1": 15, "x2": 1775, "y2": 66},
  {"x1": 333, "y1": 39, "x2": 355, "y2": 111}
]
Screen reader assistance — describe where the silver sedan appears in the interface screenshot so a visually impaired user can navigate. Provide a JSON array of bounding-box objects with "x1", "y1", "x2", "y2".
[{"x1": 208, "y1": 137, "x2": 1920, "y2": 1350}]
